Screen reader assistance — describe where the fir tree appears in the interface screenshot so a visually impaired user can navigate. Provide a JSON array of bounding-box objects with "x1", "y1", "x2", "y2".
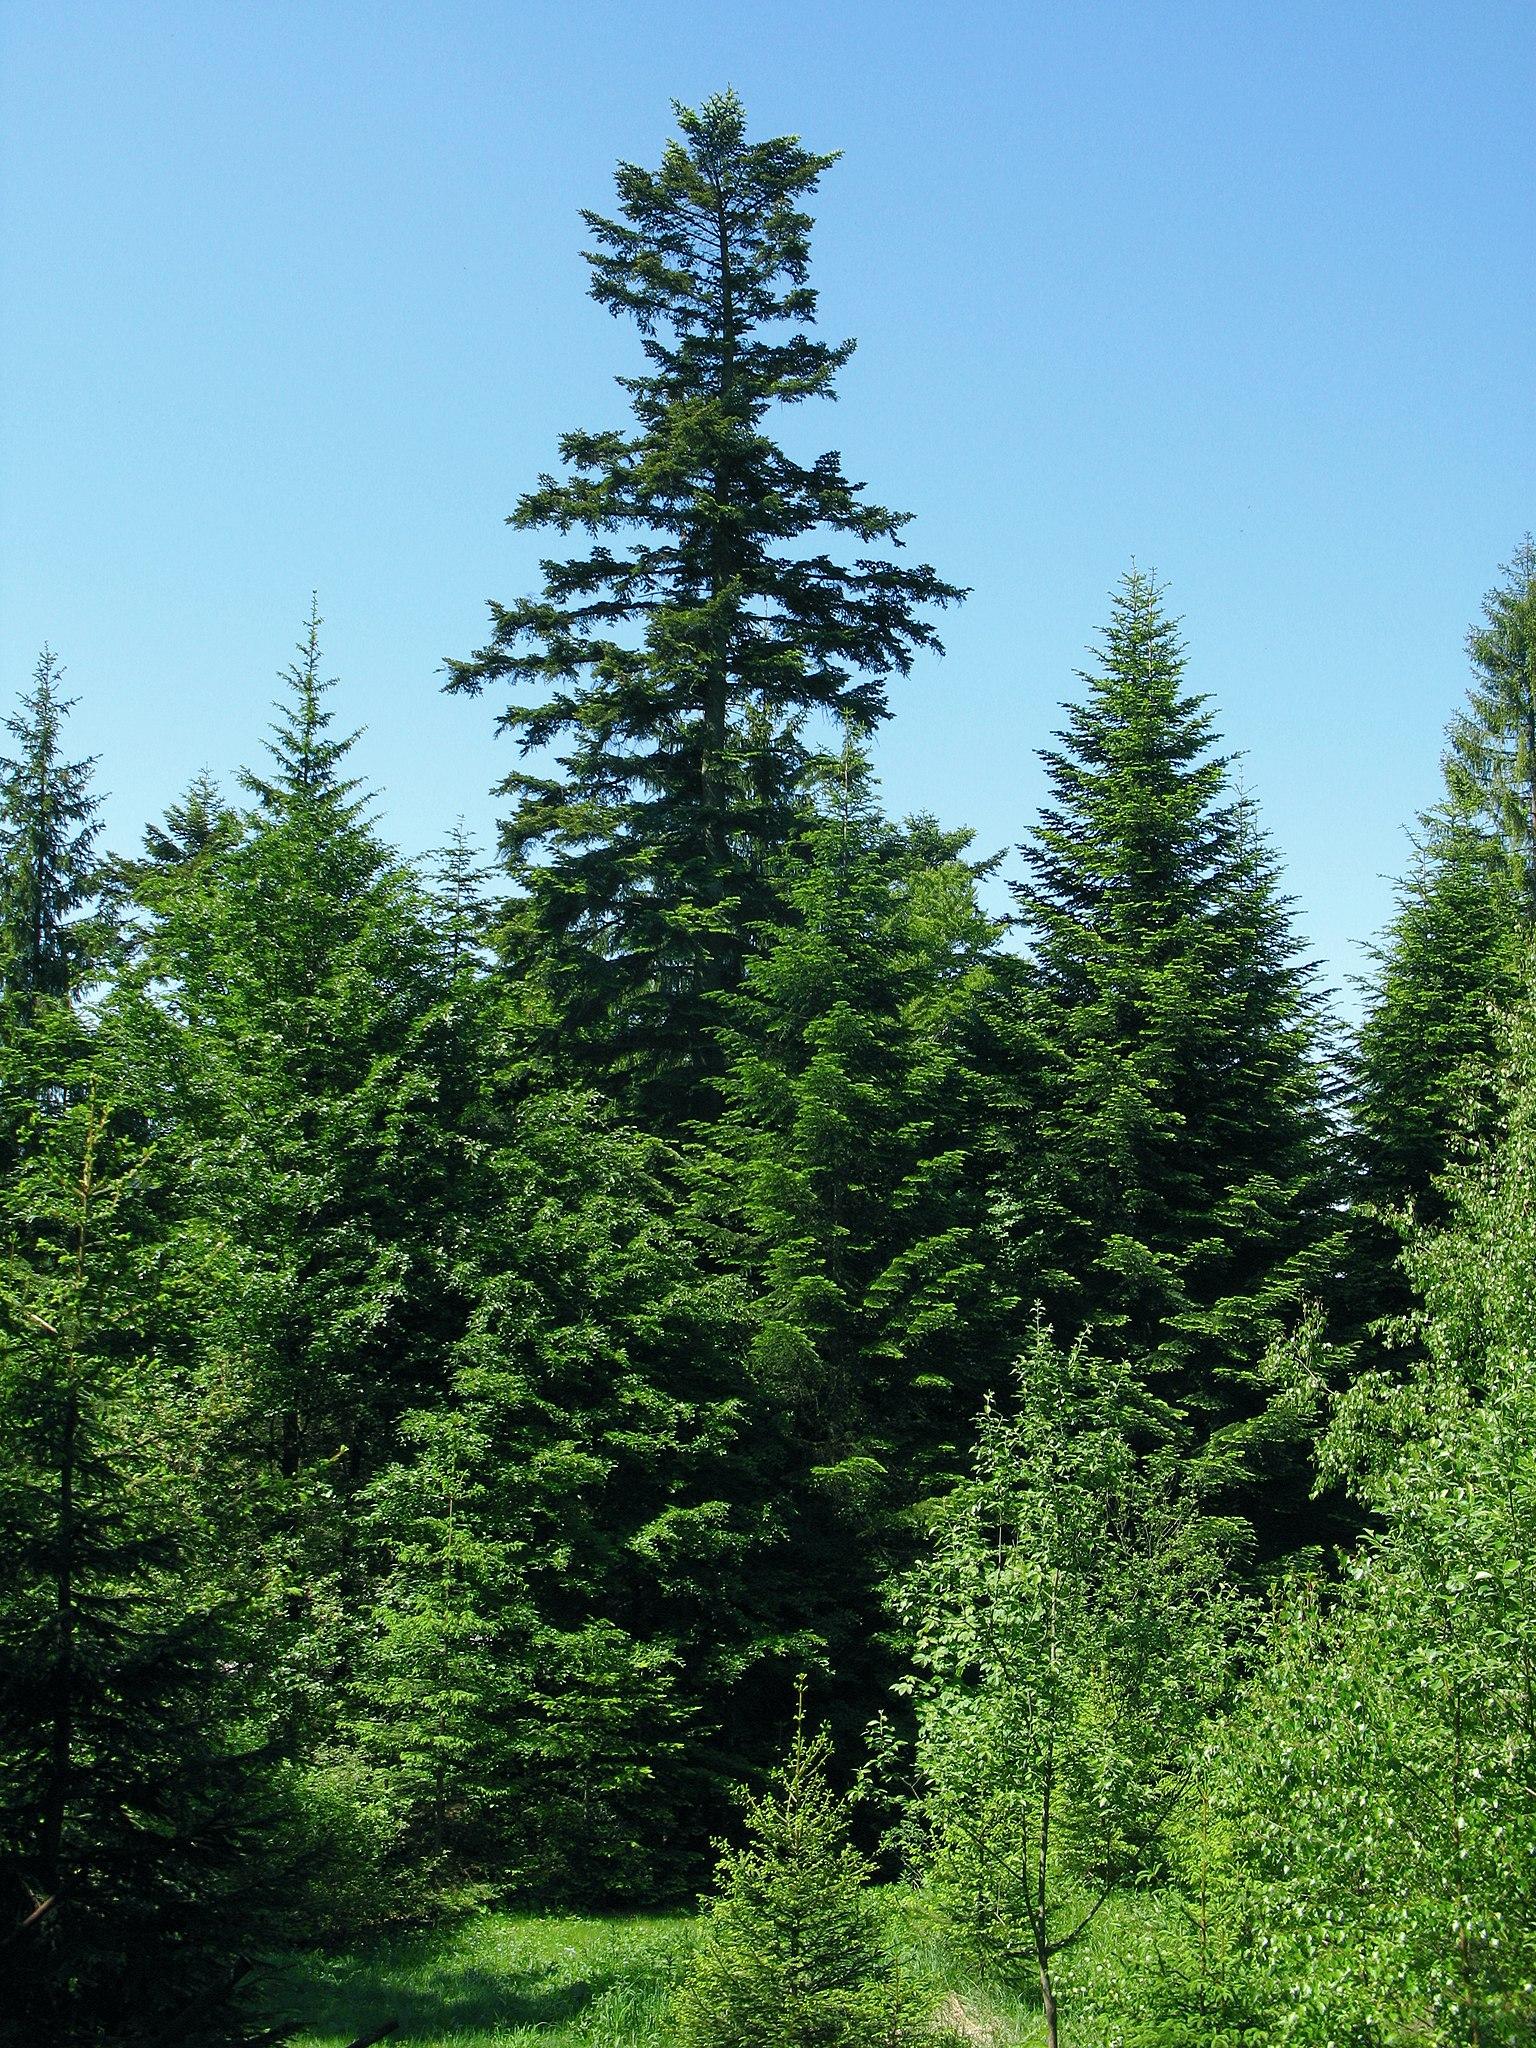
[
  {"x1": 447, "y1": 91, "x2": 962, "y2": 1129},
  {"x1": 698, "y1": 745, "x2": 1011, "y2": 1735},
  {"x1": 1350, "y1": 540, "x2": 1536, "y2": 1340},
  {"x1": 0, "y1": 1036, "x2": 298, "y2": 2046},
  {"x1": 1353, "y1": 816, "x2": 1519, "y2": 1213},
  {"x1": 0, "y1": 649, "x2": 103, "y2": 1017},
  {"x1": 1004, "y1": 570, "x2": 1338, "y2": 1538},
  {"x1": 354, "y1": 1095, "x2": 763, "y2": 1903},
  {"x1": 119, "y1": 606, "x2": 489, "y2": 1758},
  {"x1": 428, "y1": 819, "x2": 498, "y2": 978},
  {"x1": 1443, "y1": 535, "x2": 1536, "y2": 914},
  {"x1": 134, "y1": 768, "x2": 240, "y2": 877}
]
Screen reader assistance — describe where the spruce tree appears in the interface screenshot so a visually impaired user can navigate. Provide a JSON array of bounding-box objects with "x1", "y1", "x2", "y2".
[
  {"x1": 1352, "y1": 814, "x2": 1522, "y2": 1218},
  {"x1": 1004, "y1": 570, "x2": 1338, "y2": 1539},
  {"x1": 354, "y1": 1094, "x2": 763, "y2": 1904},
  {"x1": 131, "y1": 768, "x2": 240, "y2": 879},
  {"x1": 447, "y1": 91, "x2": 962, "y2": 1129},
  {"x1": 0, "y1": 649, "x2": 103, "y2": 1017}
]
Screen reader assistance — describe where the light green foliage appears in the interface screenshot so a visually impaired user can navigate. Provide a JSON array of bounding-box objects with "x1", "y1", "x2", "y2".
[
  {"x1": 674, "y1": 1705, "x2": 927, "y2": 2048},
  {"x1": 899, "y1": 1330, "x2": 1238, "y2": 2048},
  {"x1": 1103, "y1": 1000, "x2": 1536, "y2": 2048},
  {"x1": 276, "y1": 1912, "x2": 694, "y2": 2048},
  {"x1": 1245, "y1": 1005, "x2": 1536, "y2": 2043},
  {"x1": 274, "y1": 1906, "x2": 1047, "y2": 2047}
]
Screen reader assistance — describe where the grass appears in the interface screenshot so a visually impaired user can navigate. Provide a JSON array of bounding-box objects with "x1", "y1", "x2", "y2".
[
  {"x1": 268, "y1": 1912, "x2": 693, "y2": 2047},
  {"x1": 265, "y1": 1897, "x2": 1046, "y2": 2047}
]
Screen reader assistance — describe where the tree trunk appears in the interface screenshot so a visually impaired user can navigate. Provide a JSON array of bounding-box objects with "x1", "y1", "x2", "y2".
[{"x1": 1038, "y1": 1957, "x2": 1060, "y2": 2048}]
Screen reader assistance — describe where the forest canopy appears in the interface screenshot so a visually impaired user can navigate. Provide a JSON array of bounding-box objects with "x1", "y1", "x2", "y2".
[{"x1": 3, "y1": 90, "x2": 1533, "y2": 2048}]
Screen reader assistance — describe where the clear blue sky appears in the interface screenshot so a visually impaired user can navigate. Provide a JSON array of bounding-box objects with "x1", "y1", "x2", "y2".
[{"x1": 4, "y1": 2, "x2": 1532, "y2": 1007}]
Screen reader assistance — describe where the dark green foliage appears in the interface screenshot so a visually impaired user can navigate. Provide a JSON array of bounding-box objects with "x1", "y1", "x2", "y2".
[
  {"x1": 1443, "y1": 536, "x2": 1536, "y2": 913},
  {"x1": 0, "y1": 650, "x2": 104, "y2": 1019},
  {"x1": 353, "y1": 1098, "x2": 764, "y2": 1904},
  {"x1": 104, "y1": 606, "x2": 509, "y2": 1861},
  {"x1": 696, "y1": 746, "x2": 1012, "y2": 1733},
  {"x1": 446, "y1": 91, "x2": 962, "y2": 1130},
  {"x1": 674, "y1": 1702, "x2": 924, "y2": 2048},
  {"x1": 126, "y1": 606, "x2": 471, "y2": 1490},
  {"x1": 1349, "y1": 541, "x2": 1536, "y2": 1343},
  {"x1": 6, "y1": 92, "x2": 1529, "y2": 2044},
  {"x1": 0, "y1": 1031, "x2": 297, "y2": 2047},
  {"x1": 1344, "y1": 813, "x2": 1525, "y2": 1351},
  {"x1": 1003, "y1": 570, "x2": 1339, "y2": 1537},
  {"x1": 1353, "y1": 814, "x2": 1524, "y2": 1214},
  {"x1": 135, "y1": 768, "x2": 241, "y2": 877}
]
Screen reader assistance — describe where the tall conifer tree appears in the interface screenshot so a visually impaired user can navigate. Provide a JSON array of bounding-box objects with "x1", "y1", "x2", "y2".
[
  {"x1": 0, "y1": 1036, "x2": 297, "y2": 2044},
  {"x1": 1004, "y1": 571, "x2": 1338, "y2": 1535},
  {"x1": 1443, "y1": 536, "x2": 1536, "y2": 910},
  {"x1": 447, "y1": 91, "x2": 962, "y2": 1129},
  {"x1": 1354, "y1": 542, "x2": 1536, "y2": 1204},
  {"x1": 0, "y1": 650, "x2": 103, "y2": 1018},
  {"x1": 698, "y1": 747, "x2": 1010, "y2": 1728},
  {"x1": 1349, "y1": 540, "x2": 1536, "y2": 1342},
  {"x1": 120, "y1": 606, "x2": 488, "y2": 1742}
]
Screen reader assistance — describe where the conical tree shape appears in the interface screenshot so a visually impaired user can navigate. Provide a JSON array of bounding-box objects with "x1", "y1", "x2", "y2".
[
  {"x1": 1352, "y1": 816, "x2": 1523, "y2": 1205},
  {"x1": 1443, "y1": 535, "x2": 1536, "y2": 916},
  {"x1": 674, "y1": 1696, "x2": 923, "y2": 2048},
  {"x1": 354, "y1": 1093, "x2": 762, "y2": 1904},
  {"x1": 1349, "y1": 540, "x2": 1536, "y2": 1343},
  {"x1": 118, "y1": 607, "x2": 495, "y2": 1759},
  {"x1": 0, "y1": 649, "x2": 103, "y2": 1018},
  {"x1": 447, "y1": 91, "x2": 962, "y2": 1131},
  {"x1": 1004, "y1": 570, "x2": 1338, "y2": 1539}
]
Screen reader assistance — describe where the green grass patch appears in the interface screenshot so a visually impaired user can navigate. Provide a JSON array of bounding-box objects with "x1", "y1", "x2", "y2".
[
  {"x1": 267, "y1": 1898, "x2": 1047, "y2": 2047},
  {"x1": 269, "y1": 1912, "x2": 693, "y2": 2048}
]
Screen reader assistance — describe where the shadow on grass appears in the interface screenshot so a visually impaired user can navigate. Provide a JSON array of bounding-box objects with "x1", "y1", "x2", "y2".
[{"x1": 270, "y1": 1947, "x2": 621, "y2": 2041}]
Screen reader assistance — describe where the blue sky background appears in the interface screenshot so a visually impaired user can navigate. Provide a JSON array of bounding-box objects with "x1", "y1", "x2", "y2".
[{"x1": 3, "y1": 1, "x2": 1533, "y2": 1010}]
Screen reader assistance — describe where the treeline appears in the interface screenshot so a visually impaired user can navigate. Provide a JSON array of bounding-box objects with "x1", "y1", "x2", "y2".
[{"x1": 1, "y1": 91, "x2": 1532, "y2": 2047}]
